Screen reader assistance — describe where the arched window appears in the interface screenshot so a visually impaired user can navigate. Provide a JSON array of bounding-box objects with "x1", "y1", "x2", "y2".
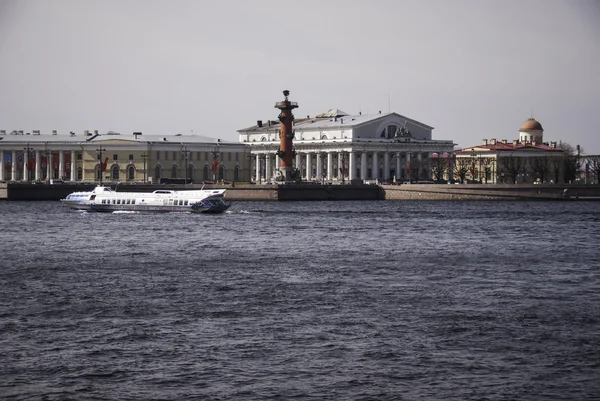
[
  {"x1": 218, "y1": 165, "x2": 225, "y2": 181},
  {"x1": 234, "y1": 165, "x2": 240, "y2": 182},
  {"x1": 203, "y1": 165, "x2": 210, "y2": 181},
  {"x1": 77, "y1": 167, "x2": 83, "y2": 181},
  {"x1": 111, "y1": 164, "x2": 120, "y2": 180},
  {"x1": 171, "y1": 164, "x2": 178, "y2": 178},
  {"x1": 187, "y1": 165, "x2": 194, "y2": 182},
  {"x1": 320, "y1": 133, "x2": 328, "y2": 140},
  {"x1": 154, "y1": 165, "x2": 162, "y2": 180},
  {"x1": 127, "y1": 165, "x2": 135, "y2": 181}
]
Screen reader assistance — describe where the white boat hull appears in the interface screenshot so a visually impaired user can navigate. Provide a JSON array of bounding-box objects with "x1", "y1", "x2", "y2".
[{"x1": 60, "y1": 186, "x2": 231, "y2": 214}]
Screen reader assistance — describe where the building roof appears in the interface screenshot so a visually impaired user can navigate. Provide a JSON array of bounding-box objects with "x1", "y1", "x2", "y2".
[
  {"x1": 0, "y1": 131, "x2": 235, "y2": 145},
  {"x1": 520, "y1": 118, "x2": 543, "y2": 131},
  {"x1": 238, "y1": 111, "x2": 434, "y2": 132},
  {"x1": 457, "y1": 141, "x2": 563, "y2": 154}
]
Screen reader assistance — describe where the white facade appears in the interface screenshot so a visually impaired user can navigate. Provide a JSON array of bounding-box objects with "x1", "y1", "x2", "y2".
[{"x1": 239, "y1": 110, "x2": 455, "y2": 183}]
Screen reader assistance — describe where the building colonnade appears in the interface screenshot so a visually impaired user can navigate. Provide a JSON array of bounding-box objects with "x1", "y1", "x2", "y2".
[
  {"x1": 0, "y1": 149, "x2": 75, "y2": 182},
  {"x1": 251, "y1": 148, "x2": 451, "y2": 183}
]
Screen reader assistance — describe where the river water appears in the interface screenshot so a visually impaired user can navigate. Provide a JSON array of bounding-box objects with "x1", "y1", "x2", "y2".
[{"x1": 1, "y1": 200, "x2": 599, "y2": 400}]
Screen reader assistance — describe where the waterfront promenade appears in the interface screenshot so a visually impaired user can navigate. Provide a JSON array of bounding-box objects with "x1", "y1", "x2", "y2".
[{"x1": 1, "y1": 182, "x2": 599, "y2": 201}]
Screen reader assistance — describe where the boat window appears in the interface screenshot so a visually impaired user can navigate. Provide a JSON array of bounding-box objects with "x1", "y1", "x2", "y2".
[
  {"x1": 184, "y1": 200, "x2": 188, "y2": 205},
  {"x1": 132, "y1": 199, "x2": 136, "y2": 204},
  {"x1": 117, "y1": 199, "x2": 121, "y2": 205},
  {"x1": 126, "y1": 199, "x2": 130, "y2": 204}
]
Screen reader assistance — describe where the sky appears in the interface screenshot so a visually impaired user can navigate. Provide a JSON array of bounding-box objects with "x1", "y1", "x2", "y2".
[{"x1": 1, "y1": 0, "x2": 599, "y2": 153}]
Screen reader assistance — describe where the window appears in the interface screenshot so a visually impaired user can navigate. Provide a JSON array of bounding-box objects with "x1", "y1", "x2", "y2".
[
  {"x1": 127, "y1": 165, "x2": 135, "y2": 181},
  {"x1": 234, "y1": 165, "x2": 240, "y2": 181},
  {"x1": 113, "y1": 154, "x2": 118, "y2": 160},
  {"x1": 154, "y1": 165, "x2": 162, "y2": 180},
  {"x1": 156, "y1": 151, "x2": 160, "y2": 160},
  {"x1": 173, "y1": 152, "x2": 177, "y2": 161},
  {"x1": 228, "y1": 152, "x2": 231, "y2": 161},
  {"x1": 171, "y1": 164, "x2": 178, "y2": 178},
  {"x1": 235, "y1": 153, "x2": 239, "y2": 162},
  {"x1": 197, "y1": 152, "x2": 201, "y2": 161},
  {"x1": 165, "y1": 151, "x2": 169, "y2": 161},
  {"x1": 77, "y1": 167, "x2": 83, "y2": 180},
  {"x1": 77, "y1": 153, "x2": 82, "y2": 160},
  {"x1": 128, "y1": 154, "x2": 134, "y2": 161},
  {"x1": 111, "y1": 164, "x2": 120, "y2": 180}
]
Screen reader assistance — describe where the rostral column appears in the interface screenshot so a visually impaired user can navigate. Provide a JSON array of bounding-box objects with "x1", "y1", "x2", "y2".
[{"x1": 275, "y1": 90, "x2": 298, "y2": 182}]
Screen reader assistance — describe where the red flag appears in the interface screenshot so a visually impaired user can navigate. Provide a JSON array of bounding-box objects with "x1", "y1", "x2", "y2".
[
  {"x1": 27, "y1": 156, "x2": 35, "y2": 171},
  {"x1": 101, "y1": 157, "x2": 109, "y2": 172},
  {"x1": 211, "y1": 159, "x2": 219, "y2": 173}
]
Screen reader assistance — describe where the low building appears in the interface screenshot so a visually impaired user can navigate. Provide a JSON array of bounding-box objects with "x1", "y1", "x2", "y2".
[
  {"x1": 454, "y1": 118, "x2": 566, "y2": 184},
  {"x1": 0, "y1": 130, "x2": 252, "y2": 184},
  {"x1": 238, "y1": 109, "x2": 455, "y2": 183}
]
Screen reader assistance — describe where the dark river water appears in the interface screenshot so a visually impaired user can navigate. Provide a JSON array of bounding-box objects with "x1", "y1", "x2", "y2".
[{"x1": 1, "y1": 199, "x2": 599, "y2": 400}]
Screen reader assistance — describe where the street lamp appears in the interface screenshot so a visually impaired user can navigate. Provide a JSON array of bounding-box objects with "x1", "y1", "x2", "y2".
[
  {"x1": 141, "y1": 153, "x2": 148, "y2": 183},
  {"x1": 212, "y1": 145, "x2": 220, "y2": 182},
  {"x1": 181, "y1": 147, "x2": 190, "y2": 184},
  {"x1": 23, "y1": 144, "x2": 33, "y2": 182},
  {"x1": 96, "y1": 147, "x2": 106, "y2": 185},
  {"x1": 470, "y1": 149, "x2": 477, "y2": 182},
  {"x1": 340, "y1": 151, "x2": 347, "y2": 184}
]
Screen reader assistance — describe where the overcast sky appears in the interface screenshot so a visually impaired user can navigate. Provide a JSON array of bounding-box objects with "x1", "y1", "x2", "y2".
[{"x1": 1, "y1": 0, "x2": 599, "y2": 152}]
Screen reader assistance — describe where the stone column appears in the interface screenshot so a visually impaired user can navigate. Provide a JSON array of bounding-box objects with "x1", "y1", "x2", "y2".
[
  {"x1": 255, "y1": 154, "x2": 260, "y2": 182},
  {"x1": 47, "y1": 152, "x2": 52, "y2": 182},
  {"x1": 383, "y1": 152, "x2": 390, "y2": 180},
  {"x1": 372, "y1": 151, "x2": 378, "y2": 180},
  {"x1": 265, "y1": 154, "x2": 271, "y2": 182},
  {"x1": 406, "y1": 151, "x2": 411, "y2": 180},
  {"x1": 327, "y1": 152, "x2": 333, "y2": 180},
  {"x1": 316, "y1": 153, "x2": 322, "y2": 182},
  {"x1": 0, "y1": 150, "x2": 4, "y2": 181},
  {"x1": 349, "y1": 151, "x2": 356, "y2": 181},
  {"x1": 22, "y1": 152, "x2": 28, "y2": 181},
  {"x1": 417, "y1": 152, "x2": 423, "y2": 181},
  {"x1": 70, "y1": 150, "x2": 76, "y2": 181},
  {"x1": 295, "y1": 152, "x2": 302, "y2": 174},
  {"x1": 11, "y1": 151, "x2": 17, "y2": 181},
  {"x1": 59, "y1": 151, "x2": 65, "y2": 180},
  {"x1": 360, "y1": 152, "x2": 367, "y2": 180},
  {"x1": 35, "y1": 150, "x2": 41, "y2": 181},
  {"x1": 305, "y1": 153, "x2": 312, "y2": 181},
  {"x1": 395, "y1": 152, "x2": 401, "y2": 181},
  {"x1": 274, "y1": 154, "x2": 280, "y2": 179}
]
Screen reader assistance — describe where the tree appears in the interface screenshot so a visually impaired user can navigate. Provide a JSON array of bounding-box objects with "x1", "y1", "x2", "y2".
[
  {"x1": 431, "y1": 154, "x2": 449, "y2": 182},
  {"x1": 559, "y1": 142, "x2": 583, "y2": 183},
  {"x1": 453, "y1": 157, "x2": 471, "y2": 184},
  {"x1": 498, "y1": 155, "x2": 526, "y2": 183},
  {"x1": 480, "y1": 157, "x2": 495, "y2": 184},
  {"x1": 587, "y1": 156, "x2": 600, "y2": 184},
  {"x1": 529, "y1": 155, "x2": 551, "y2": 183}
]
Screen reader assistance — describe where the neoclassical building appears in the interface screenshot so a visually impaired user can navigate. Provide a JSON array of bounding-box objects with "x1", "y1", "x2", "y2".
[
  {"x1": 238, "y1": 109, "x2": 455, "y2": 183},
  {"x1": 454, "y1": 118, "x2": 565, "y2": 184},
  {"x1": 0, "y1": 130, "x2": 251, "y2": 184}
]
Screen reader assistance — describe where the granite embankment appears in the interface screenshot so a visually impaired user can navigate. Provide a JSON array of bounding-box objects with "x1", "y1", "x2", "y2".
[{"x1": 1, "y1": 182, "x2": 599, "y2": 201}]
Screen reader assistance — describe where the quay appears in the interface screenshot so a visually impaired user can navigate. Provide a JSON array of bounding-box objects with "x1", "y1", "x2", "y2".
[{"x1": 1, "y1": 182, "x2": 599, "y2": 201}]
